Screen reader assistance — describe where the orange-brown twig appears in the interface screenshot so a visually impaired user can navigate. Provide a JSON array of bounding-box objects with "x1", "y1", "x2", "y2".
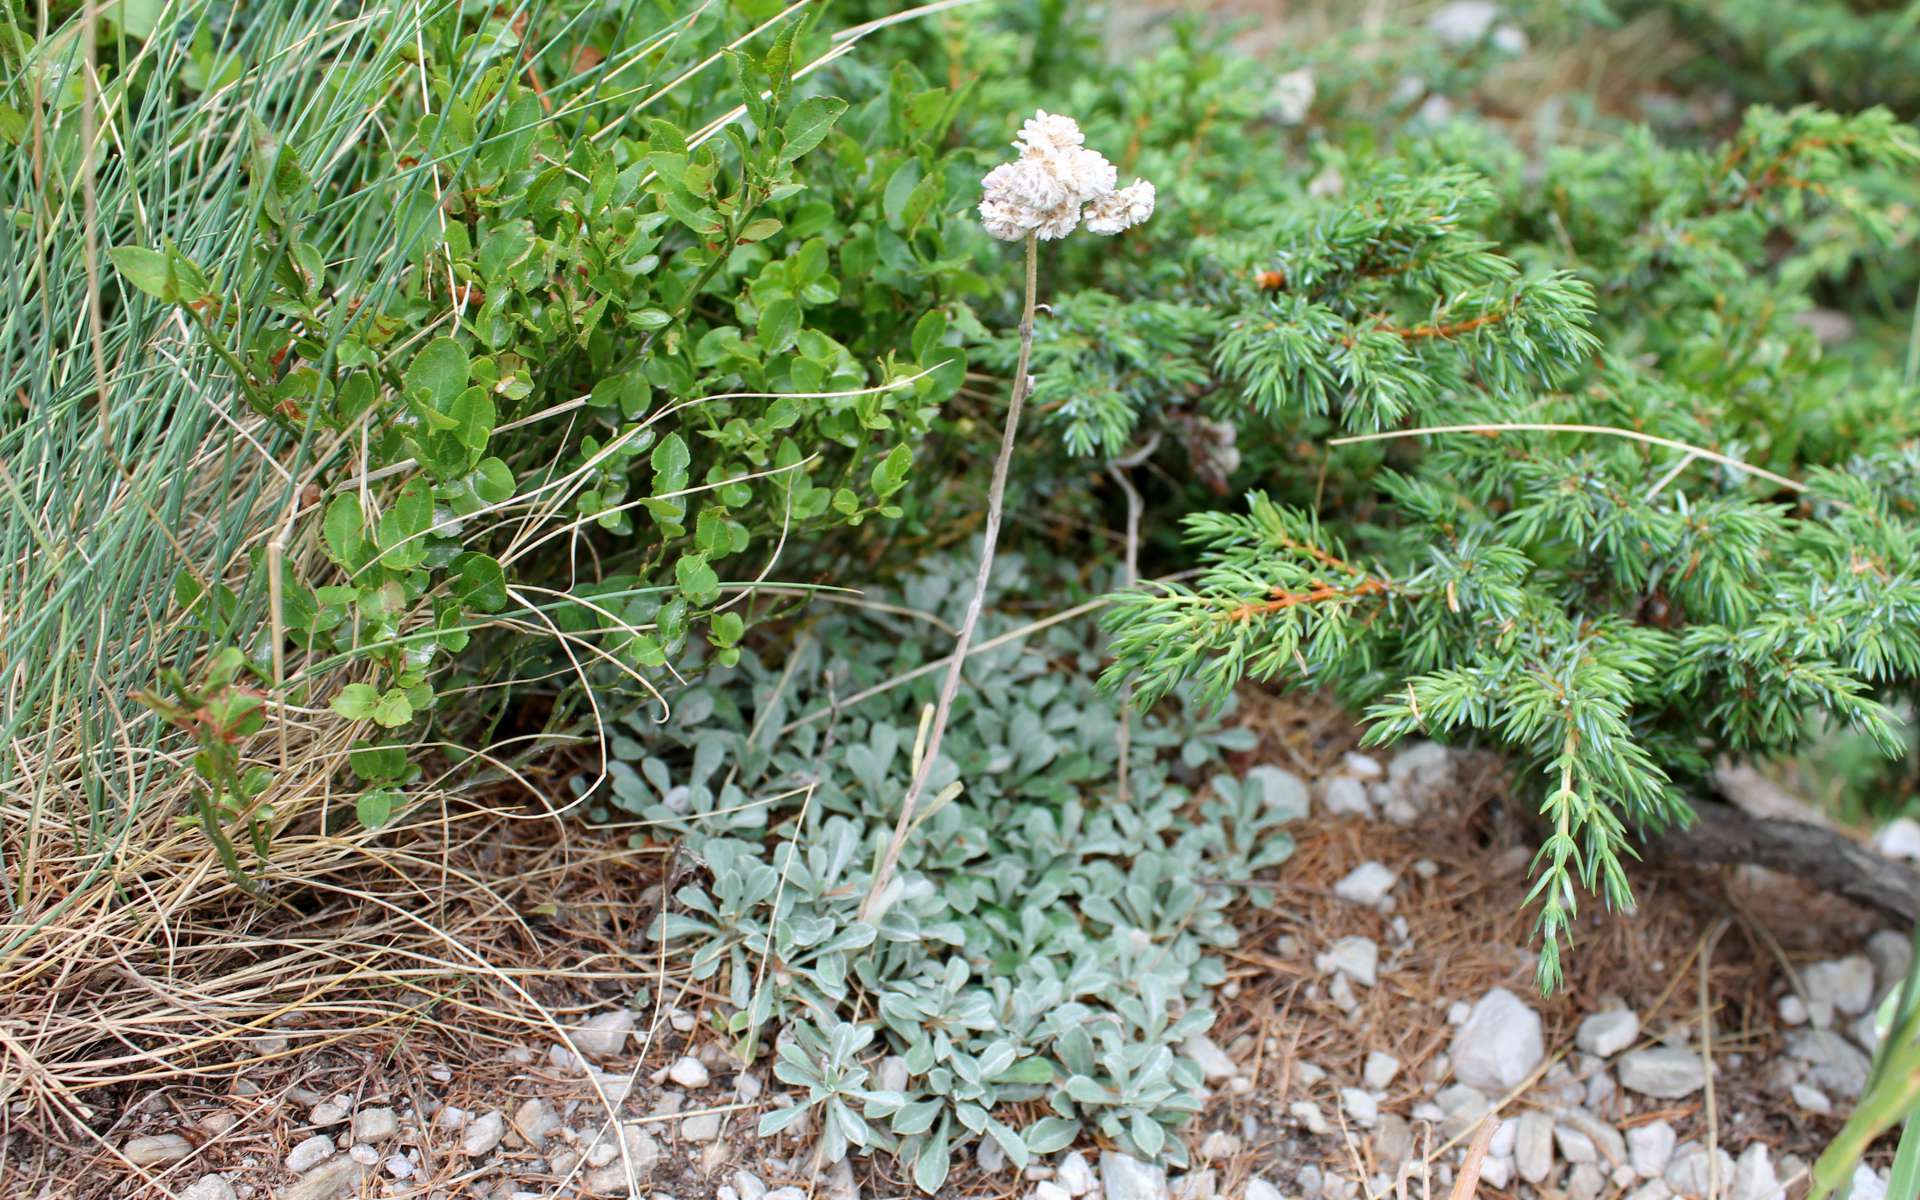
[
  {"x1": 1337, "y1": 306, "x2": 1509, "y2": 347},
  {"x1": 1225, "y1": 578, "x2": 1388, "y2": 622}
]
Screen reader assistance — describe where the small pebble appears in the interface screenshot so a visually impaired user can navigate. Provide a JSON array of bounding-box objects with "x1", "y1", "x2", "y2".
[
  {"x1": 668, "y1": 1056, "x2": 711, "y2": 1089},
  {"x1": 462, "y1": 1111, "x2": 506, "y2": 1157},
  {"x1": 350, "y1": 1106, "x2": 398, "y2": 1143},
  {"x1": 124, "y1": 1134, "x2": 195, "y2": 1167},
  {"x1": 1362, "y1": 1051, "x2": 1400, "y2": 1090},
  {"x1": 286, "y1": 1134, "x2": 335, "y2": 1173},
  {"x1": 1334, "y1": 862, "x2": 1397, "y2": 906},
  {"x1": 309, "y1": 1097, "x2": 350, "y2": 1127}
]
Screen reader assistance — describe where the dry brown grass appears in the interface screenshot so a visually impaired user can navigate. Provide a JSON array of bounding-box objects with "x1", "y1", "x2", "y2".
[{"x1": 0, "y1": 772, "x2": 677, "y2": 1195}]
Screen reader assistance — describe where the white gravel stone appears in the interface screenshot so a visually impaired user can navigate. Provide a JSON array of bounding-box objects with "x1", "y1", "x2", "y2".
[
  {"x1": 682, "y1": 1112, "x2": 723, "y2": 1142},
  {"x1": 1867, "y1": 929, "x2": 1913, "y2": 991},
  {"x1": 1362, "y1": 1051, "x2": 1400, "y2": 1091},
  {"x1": 462, "y1": 1111, "x2": 506, "y2": 1157},
  {"x1": 1617, "y1": 1047, "x2": 1707, "y2": 1098},
  {"x1": 1514, "y1": 1111, "x2": 1554, "y2": 1184},
  {"x1": 1627, "y1": 1120, "x2": 1676, "y2": 1178},
  {"x1": 1435, "y1": 1083, "x2": 1490, "y2": 1132},
  {"x1": 1850, "y1": 1164, "x2": 1890, "y2": 1200},
  {"x1": 1874, "y1": 817, "x2": 1920, "y2": 861},
  {"x1": 1342, "y1": 752, "x2": 1383, "y2": 779},
  {"x1": 1244, "y1": 1180, "x2": 1283, "y2": 1200},
  {"x1": 1245, "y1": 766, "x2": 1310, "y2": 819},
  {"x1": 1557, "y1": 1111, "x2": 1625, "y2": 1168},
  {"x1": 1666, "y1": 1146, "x2": 1735, "y2": 1197},
  {"x1": 1316, "y1": 936, "x2": 1379, "y2": 987},
  {"x1": 309, "y1": 1097, "x2": 350, "y2": 1127},
  {"x1": 1554, "y1": 1124, "x2": 1598, "y2": 1164},
  {"x1": 1484, "y1": 1155, "x2": 1519, "y2": 1190},
  {"x1": 1851, "y1": 1011, "x2": 1883, "y2": 1053},
  {"x1": 1328, "y1": 971, "x2": 1359, "y2": 1013},
  {"x1": 1034, "y1": 1184, "x2": 1073, "y2": 1200},
  {"x1": 350, "y1": 1106, "x2": 398, "y2": 1144},
  {"x1": 1566, "y1": 1162, "x2": 1605, "y2": 1200},
  {"x1": 182, "y1": 1175, "x2": 237, "y2": 1200},
  {"x1": 1100, "y1": 1150, "x2": 1168, "y2": 1200},
  {"x1": 385, "y1": 1155, "x2": 414, "y2": 1179},
  {"x1": 1576, "y1": 1009, "x2": 1640, "y2": 1058},
  {"x1": 877, "y1": 1055, "x2": 909, "y2": 1093},
  {"x1": 668, "y1": 1055, "x2": 711, "y2": 1088},
  {"x1": 1058, "y1": 1151, "x2": 1096, "y2": 1196},
  {"x1": 1732, "y1": 1142, "x2": 1782, "y2": 1200},
  {"x1": 1779, "y1": 994, "x2": 1810, "y2": 1026},
  {"x1": 572, "y1": 1009, "x2": 635, "y2": 1059},
  {"x1": 1340, "y1": 1088, "x2": 1379, "y2": 1127},
  {"x1": 734, "y1": 1169, "x2": 769, "y2": 1200},
  {"x1": 1321, "y1": 777, "x2": 1373, "y2": 817},
  {"x1": 1490, "y1": 23, "x2": 1528, "y2": 53},
  {"x1": 1289, "y1": 1101, "x2": 1330, "y2": 1135},
  {"x1": 280, "y1": 1157, "x2": 370, "y2": 1200},
  {"x1": 287, "y1": 1134, "x2": 337, "y2": 1173},
  {"x1": 1387, "y1": 740, "x2": 1454, "y2": 794},
  {"x1": 1182, "y1": 1035, "x2": 1238, "y2": 1081},
  {"x1": 1427, "y1": 2, "x2": 1500, "y2": 46},
  {"x1": 1792, "y1": 1083, "x2": 1833, "y2": 1115},
  {"x1": 1787, "y1": 1028, "x2": 1873, "y2": 1098},
  {"x1": 1450, "y1": 988, "x2": 1544, "y2": 1091},
  {"x1": 1585, "y1": 1065, "x2": 1618, "y2": 1111},
  {"x1": 347, "y1": 1144, "x2": 379, "y2": 1166},
  {"x1": 1488, "y1": 1118, "x2": 1518, "y2": 1158},
  {"x1": 1804, "y1": 956, "x2": 1877, "y2": 1016},
  {"x1": 124, "y1": 1133, "x2": 194, "y2": 1167},
  {"x1": 514, "y1": 1098, "x2": 562, "y2": 1146},
  {"x1": 1628, "y1": 1183, "x2": 1673, "y2": 1200},
  {"x1": 1446, "y1": 1001, "x2": 1471, "y2": 1025},
  {"x1": 586, "y1": 1068, "x2": 635, "y2": 1104}
]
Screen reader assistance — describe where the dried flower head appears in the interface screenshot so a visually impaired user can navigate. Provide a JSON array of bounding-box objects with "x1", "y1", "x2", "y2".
[
  {"x1": 1015, "y1": 110, "x2": 1085, "y2": 155},
  {"x1": 1083, "y1": 180, "x2": 1156, "y2": 236},
  {"x1": 978, "y1": 110, "x2": 1154, "y2": 242}
]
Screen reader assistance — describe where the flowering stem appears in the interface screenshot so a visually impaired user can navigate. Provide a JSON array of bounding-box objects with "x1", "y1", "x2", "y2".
[{"x1": 861, "y1": 234, "x2": 1039, "y2": 924}]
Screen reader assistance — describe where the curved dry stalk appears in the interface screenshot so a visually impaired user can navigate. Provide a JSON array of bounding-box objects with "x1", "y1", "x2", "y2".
[
  {"x1": 1328, "y1": 422, "x2": 1806, "y2": 493},
  {"x1": 861, "y1": 234, "x2": 1038, "y2": 924}
]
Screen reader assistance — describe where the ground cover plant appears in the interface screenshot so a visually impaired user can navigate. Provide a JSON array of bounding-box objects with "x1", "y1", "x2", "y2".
[{"x1": 600, "y1": 551, "x2": 1288, "y2": 1187}]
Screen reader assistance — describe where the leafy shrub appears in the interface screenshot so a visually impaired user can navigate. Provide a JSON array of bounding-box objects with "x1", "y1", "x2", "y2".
[
  {"x1": 1081, "y1": 103, "x2": 1920, "y2": 986},
  {"x1": 78, "y1": 2, "x2": 974, "y2": 851},
  {"x1": 1612, "y1": 0, "x2": 1920, "y2": 117},
  {"x1": 600, "y1": 553, "x2": 1294, "y2": 1187}
]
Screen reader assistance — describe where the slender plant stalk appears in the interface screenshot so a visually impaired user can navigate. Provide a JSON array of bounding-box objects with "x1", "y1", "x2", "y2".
[{"x1": 861, "y1": 233, "x2": 1038, "y2": 923}]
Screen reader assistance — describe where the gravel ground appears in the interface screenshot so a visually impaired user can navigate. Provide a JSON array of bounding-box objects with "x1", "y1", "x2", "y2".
[{"x1": 23, "y1": 688, "x2": 1905, "y2": 1200}]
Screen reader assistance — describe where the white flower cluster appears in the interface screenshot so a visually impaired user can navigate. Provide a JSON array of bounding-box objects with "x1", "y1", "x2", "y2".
[{"x1": 978, "y1": 110, "x2": 1155, "y2": 242}]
